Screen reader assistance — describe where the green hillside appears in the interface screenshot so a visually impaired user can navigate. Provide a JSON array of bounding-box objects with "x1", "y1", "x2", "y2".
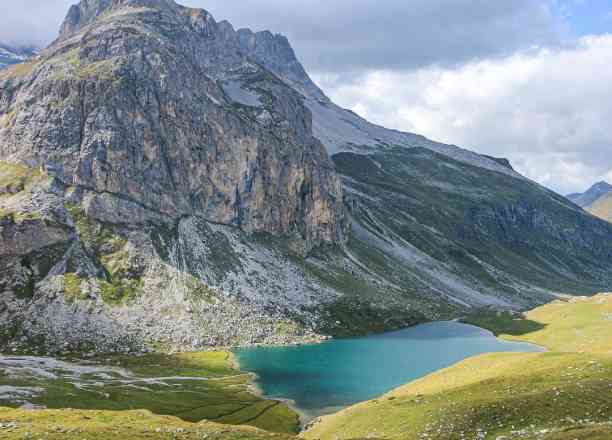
[
  {"x1": 0, "y1": 351, "x2": 300, "y2": 436},
  {"x1": 303, "y1": 293, "x2": 612, "y2": 440},
  {"x1": 587, "y1": 193, "x2": 612, "y2": 224},
  {"x1": 332, "y1": 148, "x2": 612, "y2": 309}
]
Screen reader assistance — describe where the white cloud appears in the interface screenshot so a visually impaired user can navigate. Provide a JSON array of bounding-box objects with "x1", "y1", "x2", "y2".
[
  {"x1": 315, "y1": 35, "x2": 612, "y2": 194},
  {"x1": 0, "y1": 1, "x2": 606, "y2": 195},
  {"x1": 1, "y1": 0, "x2": 563, "y2": 72}
]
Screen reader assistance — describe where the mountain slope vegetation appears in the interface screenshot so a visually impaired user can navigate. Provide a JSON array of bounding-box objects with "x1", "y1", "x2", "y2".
[
  {"x1": 3, "y1": 294, "x2": 610, "y2": 440},
  {"x1": 0, "y1": 351, "x2": 299, "y2": 433},
  {"x1": 333, "y1": 148, "x2": 612, "y2": 305},
  {"x1": 586, "y1": 193, "x2": 612, "y2": 223},
  {"x1": 0, "y1": 408, "x2": 295, "y2": 440}
]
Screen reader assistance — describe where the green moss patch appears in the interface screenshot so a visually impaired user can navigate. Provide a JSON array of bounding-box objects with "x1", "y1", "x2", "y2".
[
  {"x1": 461, "y1": 309, "x2": 547, "y2": 336},
  {"x1": 49, "y1": 48, "x2": 125, "y2": 86},
  {"x1": 0, "y1": 209, "x2": 41, "y2": 223},
  {"x1": 65, "y1": 204, "x2": 118, "y2": 252},
  {"x1": 183, "y1": 275, "x2": 216, "y2": 303},
  {"x1": 0, "y1": 161, "x2": 45, "y2": 195},
  {"x1": 64, "y1": 204, "x2": 144, "y2": 305},
  {"x1": 99, "y1": 277, "x2": 142, "y2": 305},
  {"x1": 61, "y1": 273, "x2": 90, "y2": 303},
  {"x1": 275, "y1": 321, "x2": 302, "y2": 336},
  {"x1": 0, "y1": 109, "x2": 17, "y2": 129}
]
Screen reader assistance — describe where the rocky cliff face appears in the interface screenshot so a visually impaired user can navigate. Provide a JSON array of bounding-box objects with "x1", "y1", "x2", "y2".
[
  {"x1": 0, "y1": 0, "x2": 348, "y2": 353},
  {"x1": 218, "y1": 16, "x2": 612, "y2": 308},
  {"x1": 0, "y1": 0, "x2": 344, "y2": 248}
]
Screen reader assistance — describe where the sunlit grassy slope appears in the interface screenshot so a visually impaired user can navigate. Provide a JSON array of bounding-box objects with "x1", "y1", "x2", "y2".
[
  {"x1": 587, "y1": 193, "x2": 612, "y2": 224},
  {"x1": 0, "y1": 408, "x2": 294, "y2": 440},
  {"x1": 0, "y1": 351, "x2": 299, "y2": 436},
  {"x1": 303, "y1": 294, "x2": 612, "y2": 440}
]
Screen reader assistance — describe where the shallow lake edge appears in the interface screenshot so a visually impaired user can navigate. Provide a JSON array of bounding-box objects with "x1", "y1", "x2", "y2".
[{"x1": 232, "y1": 320, "x2": 547, "y2": 430}]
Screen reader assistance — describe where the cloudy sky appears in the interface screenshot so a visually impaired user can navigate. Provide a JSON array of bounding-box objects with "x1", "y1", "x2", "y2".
[{"x1": 2, "y1": 0, "x2": 612, "y2": 194}]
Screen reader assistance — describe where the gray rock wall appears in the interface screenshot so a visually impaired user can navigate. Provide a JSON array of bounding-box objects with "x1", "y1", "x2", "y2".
[{"x1": 0, "y1": 0, "x2": 345, "y2": 251}]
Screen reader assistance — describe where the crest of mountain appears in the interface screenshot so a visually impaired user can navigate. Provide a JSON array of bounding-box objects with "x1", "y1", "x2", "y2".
[
  {"x1": 567, "y1": 181, "x2": 612, "y2": 207},
  {"x1": 1, "y1": 0, "x2": 612, "y2": 354},
  {"x1": 567, "y1": 181, "x2": 612, "y2": 223},
  {"x1": 233, "y1": 29, "x2": 523, "y2": 177}
]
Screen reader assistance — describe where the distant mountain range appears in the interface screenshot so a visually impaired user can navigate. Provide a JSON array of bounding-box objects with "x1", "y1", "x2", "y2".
[
  {"x1": 568, "y1": 181, "x2": 612, "y2": 223},
  {"x1": 0, "y1": 44, "x2": 37, "y2": 69}
]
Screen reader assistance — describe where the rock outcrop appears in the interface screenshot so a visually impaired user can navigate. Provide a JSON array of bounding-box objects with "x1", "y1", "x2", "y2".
[
  {"x1": 1, "y1": 0, "x2": 344, "y2": 249},
  {"x1": 0, "y1": 0, "x2": 347, "y2": 353}
]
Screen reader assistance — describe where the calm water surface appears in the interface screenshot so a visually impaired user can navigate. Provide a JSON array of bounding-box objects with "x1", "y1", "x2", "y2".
[{"x1": 233, "y1": 321, "x2": 542, "y2": 420}]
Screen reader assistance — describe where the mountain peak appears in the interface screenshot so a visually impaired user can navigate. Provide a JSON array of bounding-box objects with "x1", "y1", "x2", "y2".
[
  {"x1": 567, "y1": 180, "x2": 612, "y2": 207},
  {"x1": 4, "y1": 0, "x2": 345, "y2": 249},
  {"x1": 592, "y1": 180, "x2": 612, "y2": 190},
  {"x1": 235, "y1": 27, "x2": 328, "y2": 102},
  {"x1": 3, "y1": 0, "x2": 612, "y2": 357},
  {"x1": 58, "y1": 0, "x2": 179, "y2": 40}
]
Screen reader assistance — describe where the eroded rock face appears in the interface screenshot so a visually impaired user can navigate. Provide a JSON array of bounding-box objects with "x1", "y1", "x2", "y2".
[
  {"x1": 5, "y1": 0, "x2": 612, "y2": 355},
  {"x1": 0, "y1": 0, "x2": 344, "y2": 250},
  {"x1": 235, "y1": 28, "x2": 328, "y2": 102},
  {"x1": 0, "y1": 0, "x2": 351, "y2": 353}
]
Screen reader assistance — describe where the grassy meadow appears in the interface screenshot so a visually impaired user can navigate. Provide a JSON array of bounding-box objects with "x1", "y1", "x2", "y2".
[{"x1": 0, "y1": 351, "x2": 299, "y2": 437}]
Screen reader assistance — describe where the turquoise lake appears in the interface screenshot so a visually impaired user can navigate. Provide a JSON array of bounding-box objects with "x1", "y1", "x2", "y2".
[{"x1": 234, "y1": 321, "x2": 543, "y2": 420}]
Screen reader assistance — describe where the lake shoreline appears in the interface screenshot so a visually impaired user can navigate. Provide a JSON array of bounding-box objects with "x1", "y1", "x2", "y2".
[
  {"x1": 231, "y1": 351, "x2": 312, "y2": 429},
  {"x1": 232, "y1": 320, "x2": 543, "y2": 431}
]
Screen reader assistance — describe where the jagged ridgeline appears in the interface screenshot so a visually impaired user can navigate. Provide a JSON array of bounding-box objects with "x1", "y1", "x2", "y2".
[{"x1": 1, "y1": 0, "x2": 612, "y2": 353}]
